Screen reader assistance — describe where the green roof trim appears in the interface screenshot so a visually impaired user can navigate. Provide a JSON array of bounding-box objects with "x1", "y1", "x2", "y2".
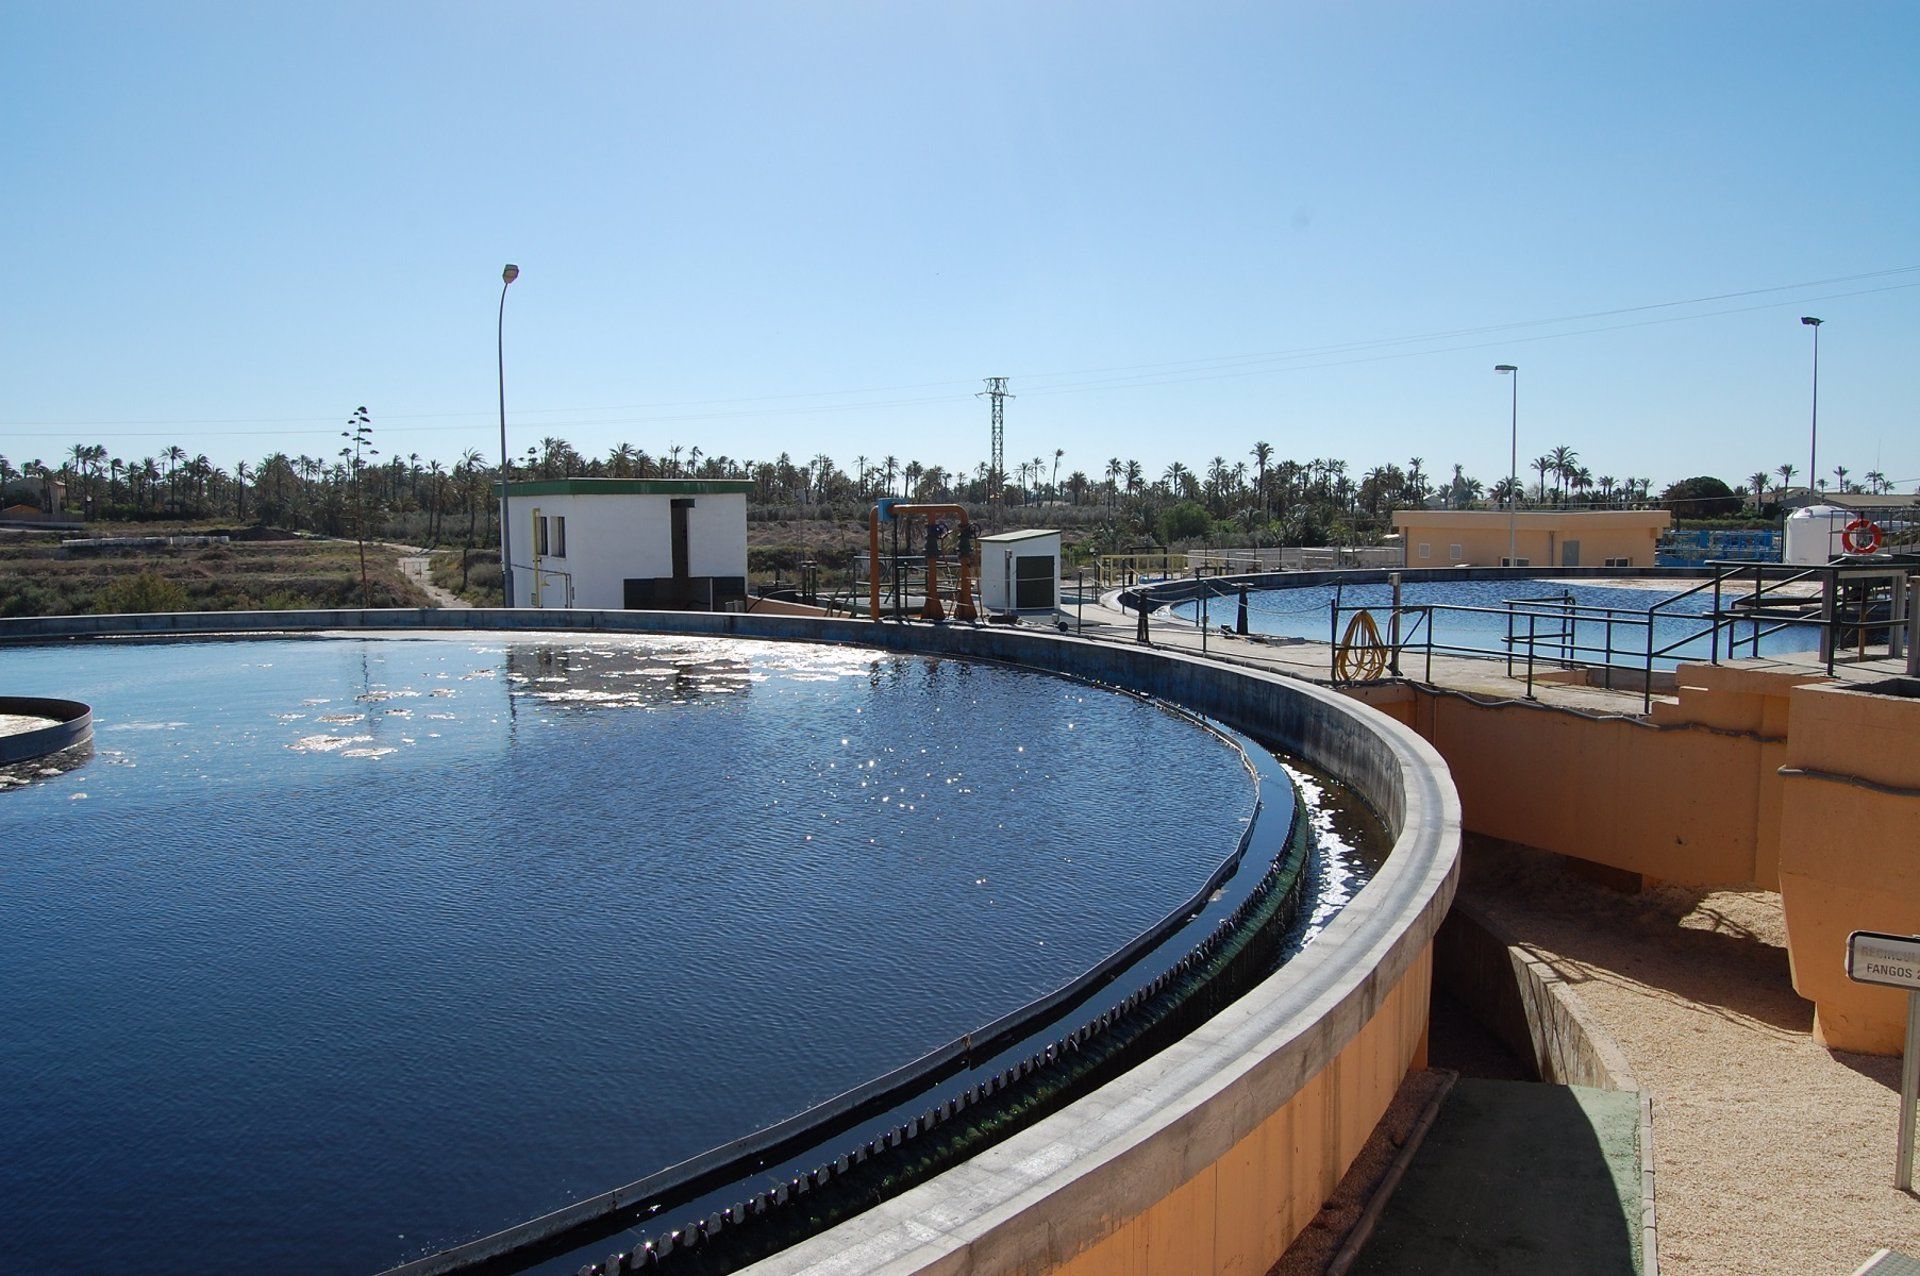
[{"x1": 495, "y1": 478, "x2": 755, "y2": 498}]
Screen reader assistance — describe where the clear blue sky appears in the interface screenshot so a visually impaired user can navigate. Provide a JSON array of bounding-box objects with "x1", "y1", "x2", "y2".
[{"x1": 6, "y1": 2, "x2": 1917, "y2": 492}]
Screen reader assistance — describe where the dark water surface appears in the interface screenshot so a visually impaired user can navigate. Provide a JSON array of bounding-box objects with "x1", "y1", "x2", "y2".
[{"x1": 0, "y1": 634, "x2": 1256, "y2": 1275}]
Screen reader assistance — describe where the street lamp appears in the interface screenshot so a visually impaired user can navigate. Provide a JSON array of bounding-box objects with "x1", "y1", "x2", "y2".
[
  {"x1": 1495, "y1": 365, "x2": 1518, "y2": 566},
  {"x1": 498, "y1": 264, "x2": 520, "y2": 606},
  {"x1": 1801, "y1": 317, "x2": 1822, "y2": 500}
]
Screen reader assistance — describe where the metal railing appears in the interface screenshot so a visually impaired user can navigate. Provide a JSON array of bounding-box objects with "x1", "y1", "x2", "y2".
[{"x1": 1319, "y1": 560, "x2": 1915, "y2": 710}]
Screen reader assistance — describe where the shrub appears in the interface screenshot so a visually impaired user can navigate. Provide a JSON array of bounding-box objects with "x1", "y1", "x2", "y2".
[{"x1": 94, "y1": 570, "x2": 190, "y2": 614}]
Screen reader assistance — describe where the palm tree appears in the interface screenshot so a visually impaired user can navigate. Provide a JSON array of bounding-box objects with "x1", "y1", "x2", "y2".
[
  {"x1": 1532, "y1": 454, "x2": 1554, "y2": 503},
  {"x1": 1548, "y1": 445, "x2": 1579, "y2": 502},
  {"x1": 1250, "y1": 441, "x2": 1273, "y2": 515}
]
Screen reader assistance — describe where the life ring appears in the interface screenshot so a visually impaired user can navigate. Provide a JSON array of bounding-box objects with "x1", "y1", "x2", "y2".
[{"x1": 1842, "y1": 517, "x2": 1883, "y2": 554}]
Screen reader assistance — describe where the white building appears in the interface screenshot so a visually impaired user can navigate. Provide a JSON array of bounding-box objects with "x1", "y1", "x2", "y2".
[
  {"x1": 977, "y1": 529, "x2": 1061, "y2": 615},
  {"x1": 498, "y1": 479, "x2": 751, "y2": 610}
]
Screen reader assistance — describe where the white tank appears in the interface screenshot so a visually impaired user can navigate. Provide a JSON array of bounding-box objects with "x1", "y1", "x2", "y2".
[{"x1": 1783, "y1": 505, "x2": 1849, "y2": 565}]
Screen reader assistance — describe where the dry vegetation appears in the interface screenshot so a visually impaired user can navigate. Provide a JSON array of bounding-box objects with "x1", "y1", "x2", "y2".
[{"x1": 0, "y1": 528, "x2": 430, "y2": 617}]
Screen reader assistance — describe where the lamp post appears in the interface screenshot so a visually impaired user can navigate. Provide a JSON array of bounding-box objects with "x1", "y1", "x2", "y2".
[
  {"x1": 498, "y1": 264, "x2": 520, "y2": 606},
  {"x1": 1496, "y1": 365, "x2": 1518, "y2": 566},
  {"x1": 1801, "y1": 317, "x2": 1822, "y2": 501}
]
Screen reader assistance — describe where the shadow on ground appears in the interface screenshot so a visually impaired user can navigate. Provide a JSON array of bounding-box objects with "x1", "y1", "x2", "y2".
[{"x1": 1351, "y1": 1079, "x2": 1642, "y2": 1276}]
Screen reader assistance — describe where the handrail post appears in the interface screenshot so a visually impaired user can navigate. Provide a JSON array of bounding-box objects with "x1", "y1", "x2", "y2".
[
  {"x1": 1821, "y1": 571, "x2": 1836, "y2": 673},
  {"x1": 1526, "y1": 612, "x2": 1538, "y2": 699},
  {"x1": 1711, "y1": 570, "x2": 1722, "y2": 664},
  {"x1": 1643, "y1": 600, "x2": 1657, "y2": 714},
  {"x1": 1426, "y1": 606, "x2": 1435, "y2": 683},
  {"x1": 1329, "y1": 597, "x2": 1339, "y2": 681},
  {"x1": 1908, "y1": 573, "x2": 1919, "y2": 676}
]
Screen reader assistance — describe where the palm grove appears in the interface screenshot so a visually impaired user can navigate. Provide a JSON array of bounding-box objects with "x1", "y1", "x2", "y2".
[{"x1": 6, "y1": 429, "x2": 1903, "y2": 557}]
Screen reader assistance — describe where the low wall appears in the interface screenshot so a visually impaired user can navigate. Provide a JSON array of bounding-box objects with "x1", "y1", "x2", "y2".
[
  {"x1": 0, "y1": 607, "x2": 1461, "y2": 1274},
  {"x1": 1434, "y1": 895, "x2": 1638, "y2": 1091},
  {"x1": 0, "y1": 695, "x2": 93, "y2": 764}
]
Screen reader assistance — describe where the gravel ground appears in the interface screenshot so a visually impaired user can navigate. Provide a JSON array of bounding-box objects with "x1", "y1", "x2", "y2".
[{"x1": 1463, "y1": 845, "x2": 1920, "y2": 1274}]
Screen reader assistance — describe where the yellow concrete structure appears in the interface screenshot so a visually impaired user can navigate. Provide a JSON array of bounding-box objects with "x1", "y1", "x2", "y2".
[
  {"x1": 1349, "y1": 662, "x2": 1920, "y2": 1054},
  {"x1": 1777, "y1": 678, "x2": 1920, "y2": 1053},
  {"x1": 1391, "y1": 509, "x2": 1672, "y2": 568},
  {"x1": 1050, "y1": 947, "x2": 1433, "y2": 1276}
]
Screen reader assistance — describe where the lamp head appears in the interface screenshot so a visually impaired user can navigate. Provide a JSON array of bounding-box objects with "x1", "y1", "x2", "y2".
[
  {"x1": 503, "y1": 264, "x2": 520, "y2": 285},
  {"x1": 1801, "y1": 316, "x2": 1821, "y2": 327},
  {"x1": 1494, "y1": 364, "x2": 1517, "y2": 374}
]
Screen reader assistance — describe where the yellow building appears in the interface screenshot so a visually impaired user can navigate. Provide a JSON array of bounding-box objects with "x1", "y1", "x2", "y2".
[{"x1": 1391, "y1": 508, "x2": 1672, "y2": 568}]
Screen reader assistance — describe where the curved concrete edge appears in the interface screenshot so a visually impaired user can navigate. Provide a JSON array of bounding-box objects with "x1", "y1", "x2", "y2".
[
  {"x1": 1433, "y1": 898, "x2": 1640, "y2": 1092},
  {"x1": 0, "y1": 608, "x2": 1462, "y2": 1275},
  {"x1": 0, "y1": 696, "x2": 93, "y2": 765},
  {"x1": 1431, "y1": 898, "x2": 1657, "y2": 1275}
]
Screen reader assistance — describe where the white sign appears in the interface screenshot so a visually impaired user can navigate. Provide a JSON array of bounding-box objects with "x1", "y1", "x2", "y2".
[{"x1": 1847, "y1": 931, "x2": 1920, "y2": 991}]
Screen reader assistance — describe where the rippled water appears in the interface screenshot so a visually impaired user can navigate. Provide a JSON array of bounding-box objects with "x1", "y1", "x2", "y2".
[{"x1": 0, "y1": 634, "x2": 1259, "y2": 1275}]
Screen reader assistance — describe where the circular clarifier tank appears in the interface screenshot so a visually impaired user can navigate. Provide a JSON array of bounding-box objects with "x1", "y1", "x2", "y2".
[{"x1": 0, "y1": 632, "x2": 1379, "y2": 1276}]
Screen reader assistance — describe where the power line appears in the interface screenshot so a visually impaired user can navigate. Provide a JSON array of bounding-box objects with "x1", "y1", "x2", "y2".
[{"x1": 4, "y1": 267, "x2": 1917, "y2": 439}]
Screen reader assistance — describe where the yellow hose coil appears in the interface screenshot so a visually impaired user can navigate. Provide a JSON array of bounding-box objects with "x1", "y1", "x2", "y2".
[{"x1": 1335, "y1": 609, "x2": 1390, "y2": 683}]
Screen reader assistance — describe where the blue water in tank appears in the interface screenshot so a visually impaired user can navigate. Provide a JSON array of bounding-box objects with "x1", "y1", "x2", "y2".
[{"x1": 0, "y1": 633, "x2": 1266, "y2": 1275}]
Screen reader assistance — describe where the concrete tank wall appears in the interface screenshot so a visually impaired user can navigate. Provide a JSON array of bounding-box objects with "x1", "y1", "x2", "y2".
[{"x1": 0, "y1": 607, "x2": 1462, "y2": 1272}]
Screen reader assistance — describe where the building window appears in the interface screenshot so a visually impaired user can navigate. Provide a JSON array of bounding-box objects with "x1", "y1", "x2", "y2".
[
  {"x1": 1605, "y1": 556, "x2": 1631, "y2": 567},
  {"x1": 1448, "y1": 543, "x2": 1463, "y2": 562},
  {"x1": 534, "y1": 515, "x2": 549, "y2": 556},
  {"x1": 1501, "y1": 556, "x2": 1532, "y2": 567},
  {"x1": 1418, "y1": 542, "x2": 1431, "y2": 560},
  {"x1": 551, "y1": 516, "x2": 566, "y2": 558}
]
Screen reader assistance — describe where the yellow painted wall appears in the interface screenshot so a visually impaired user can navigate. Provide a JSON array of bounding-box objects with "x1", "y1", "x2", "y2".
[
  {"x1": 1348, "y1": 664, "x2": 1920, "y2": 1054},
  {"x1": 1391, "y1": 510, "x2": 1671, "y2": 568},
  {"x1": 1776, "y1": 681, "x2": 1920, "y2": 1053},
  {"x1": 1051, "y1": 946, "x2": 1432, "y2": 1276},
  {"x1": 1404, "y1": 679, "x2": 1792, "y2": 888}
]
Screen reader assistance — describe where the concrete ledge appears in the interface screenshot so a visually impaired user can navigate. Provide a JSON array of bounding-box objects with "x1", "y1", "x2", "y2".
[
  {"x1": 0, "y1": 695, "x2": 93, "y2": 765},
  {"x1": 0, "y1": 608, "x2": 1461, "y2": 1275},
  {"x1": 1433, "y1": 897, "x2": 1638, "y2": 1092},
  {"x1": 1431, "y1": 896, "x2": 1660, "y2": 1274}
]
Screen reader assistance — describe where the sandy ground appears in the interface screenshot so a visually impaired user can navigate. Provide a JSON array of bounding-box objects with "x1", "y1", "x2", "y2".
[{"x1": 1462, "y1": 846, "x2": 1920, "y2": 1274}]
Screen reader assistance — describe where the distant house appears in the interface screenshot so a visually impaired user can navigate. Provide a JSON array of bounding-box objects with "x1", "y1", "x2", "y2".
[
  {"x1": 1390, "y1": 509, "x2": 1671, "y2": 569},
  {"x1": 1, "y1": 475, "x2": 66, "y2": 514},
  {"x1": 497, "y1": 478, "x2": 751, "y2": 610}
]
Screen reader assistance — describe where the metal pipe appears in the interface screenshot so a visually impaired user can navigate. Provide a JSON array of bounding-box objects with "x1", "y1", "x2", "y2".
[
  {"x1": 497, "y1": 264, "x2": 520, "y2": 607},
  {"x1": 1900, "y1": 989, "x2": 1919, "y2": 1190},
  {"x1": 1803, "y1": 316, "x2": 1822, "y2": 498}
]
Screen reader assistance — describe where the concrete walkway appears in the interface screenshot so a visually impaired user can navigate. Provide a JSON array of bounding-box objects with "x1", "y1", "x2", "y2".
[{"x1": 1351, "y1": 1080, "x2": 1644, "y2": 1276}]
